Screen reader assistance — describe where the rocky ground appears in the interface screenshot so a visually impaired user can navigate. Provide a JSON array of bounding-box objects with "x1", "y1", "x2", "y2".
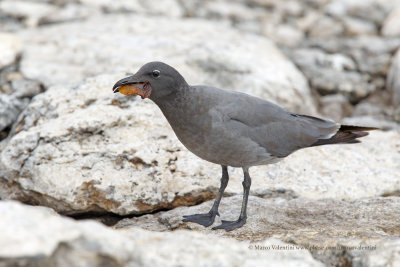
[{"x1": 0, "y1": 0, "x2": 399, "y2": 266}]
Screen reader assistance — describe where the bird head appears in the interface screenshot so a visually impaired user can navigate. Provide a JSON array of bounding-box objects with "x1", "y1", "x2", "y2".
[{"x1": 112, "y1": 62, "x2": 187, "y2": 101}]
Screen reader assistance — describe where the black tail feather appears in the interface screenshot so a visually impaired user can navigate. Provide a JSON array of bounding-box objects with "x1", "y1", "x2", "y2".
[{"x1": 311, "y1": 125, "x2": 378, "y2": 147}]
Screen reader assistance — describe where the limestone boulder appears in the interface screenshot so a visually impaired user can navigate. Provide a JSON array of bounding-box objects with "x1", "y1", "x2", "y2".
[
  {"x1": 116, "y1": 195, "x2": 400, "y2": 266},
  {"x1": 0, "y1": 200, "x2": 324, "y2": 267}
]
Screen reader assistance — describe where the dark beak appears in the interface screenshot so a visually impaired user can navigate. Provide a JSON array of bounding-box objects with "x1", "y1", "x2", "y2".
[
  {"x1": 113, "y1": 76, "x2": 132, "y2": 93},
  {"x1": 112, "y1": 75, "x2": 152, "y2": 99}
]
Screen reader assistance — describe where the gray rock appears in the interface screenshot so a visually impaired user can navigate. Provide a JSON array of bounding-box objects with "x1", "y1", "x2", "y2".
[
  {"x1": 262, "y1": 24, "x2": 305, "y2": 48},
  {"x1": 325, "y1": 0, "x2": 397, "y2": 26},
  {"x1": 351, "y1": 51, "x2": 391, "y2": 76},
  {"x1": 115, "y1": 195, "x2": 400, "y2": 266},
  {"x1": 387, "y1": 48, "x2": 400, "y2": 107},
  {"x1": 0, "y1": 94, "x2": 28, "y2": 132},
  {"x1": 11, "y1": 78, "x2": 42, "y2": 98},
  {"x1": 308, "y1": 16, "x2": 344, "y2": 37},
  {"x1": 352, "y1": 102, "x2": 389, "y2": 118},
  {"x1": 298, "y1": 36, "x2": 400, "y2": 98},
  {"x1": 295, "y1": 10, "x2": 321, "y2": 32},
  {"x1": 290, "y1": 48, "x2": 376, "y2": 101},
  {"x1": 0, "y1": 200, "x2": 324, "y2": 267},
  {"x1": 319, "y1": 94, "x2": 353, "y2": 121},
  {"x1": 341, "y1": 17, "x2": 377, "y2": 36},
  {"x1": 305, "y1": 36, "x2": 400, "y2": 56},
  {"x1": 342, "y1": 116, "x2": 400, "y2": 131}
]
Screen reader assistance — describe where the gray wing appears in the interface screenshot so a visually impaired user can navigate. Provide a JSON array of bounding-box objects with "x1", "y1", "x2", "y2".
[{"x1": 212, "y1": 90, "x2": 339, "y2": 157}]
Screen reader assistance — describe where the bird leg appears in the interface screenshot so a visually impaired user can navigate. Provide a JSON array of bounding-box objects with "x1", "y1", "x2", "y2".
[
  {"x1": 212, "y1": 167, "x2": 251, "y2": 231},
  {"x1": 182, "y1": 165, "x2": 229, "y2": 227}
]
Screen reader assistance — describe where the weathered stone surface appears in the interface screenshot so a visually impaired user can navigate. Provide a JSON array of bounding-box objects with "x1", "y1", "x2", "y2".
[
  {"x1": 10, "y1": 77, "x2": 43, "y2": 98},
  {"x1": 342, "y1": 116, "x2": 400, "y2": 131},
  {"x1": 355, "y1": 239, "x2": 400, "y2": 267},
  {"x1": 40, "y1": 3, "x2": 95, "y2": 25},
  {"x1": 116, "y1": 195, "x2": 400, "y2": 266},
  {"x1": 0, "y1": 94, "x2": 28, "y2": 132},
  {"x1": 116, "y1": 195, "x2": 400, "y2": 242},
  {"x1": 308, "y1": 16, "x2": 344, "y2": 37},
  {"x1": 290, "y1": 48, "x2": 375, "y2": 102},
  {"x1": 387, "y1": 48, "x2": 400, "y2": 107},
  {"x1": 0, "y1": 0, "x2": 57, "y2": 27},
  {"x1": 263, "y1": 24, "x2": 305, "y2": 48},
  {"x1": 0, "y1": 33, "x2": 21, "y2": 69},
  {"x1": 0, "y1": 200, "x2": 325, "y2": 267},
  {"x1": 319, "y1": 94, "x2": 353, "y2": 121},
  {"x1": 18, "y1": 14, "x2": 315, "y2": 114},
  {"x1": 382, "y1": 5, "x2": 400, "y2": 37},
  {"x1": 325, "y1": 0, "x2": 399, "y2": 26},
  {"x1": 342, "y1": 17, "x2": 377, "y2": 36},
  {"x1": 303, "y1": 36, "x2": 400, "y2": 81},
  {"x1": 81, "y1": 0, "x2": 183, "y2": 17}
]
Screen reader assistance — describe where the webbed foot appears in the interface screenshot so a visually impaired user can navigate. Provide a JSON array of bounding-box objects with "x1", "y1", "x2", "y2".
[
  {"x1": 212, "y1": 218, "x2": 246, "y2": 231},
  {"x1": 182, "y1": 211, "x2": 219, "y2": 227}
]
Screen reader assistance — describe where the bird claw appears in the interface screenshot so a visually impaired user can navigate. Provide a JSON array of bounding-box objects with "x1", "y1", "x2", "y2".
[
  {"x1": 212, "y1": 218, "x2": 246, "y2": 231},
  {"x1": 182, "y1": 211, "x2": 218, "y2": 227}
]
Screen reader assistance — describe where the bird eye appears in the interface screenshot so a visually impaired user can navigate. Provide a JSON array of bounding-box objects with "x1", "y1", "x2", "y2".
[{"x1": 152, "y1": 70, "x2": 160, "y2": 78}]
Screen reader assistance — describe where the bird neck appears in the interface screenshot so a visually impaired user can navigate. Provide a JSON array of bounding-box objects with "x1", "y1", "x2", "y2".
[
  {"x1": 153, "y1": 84, "x2": 192, "y2": 122},
  {"x1": 152, "y1": 83, "x2": 190, "y2": 108}
]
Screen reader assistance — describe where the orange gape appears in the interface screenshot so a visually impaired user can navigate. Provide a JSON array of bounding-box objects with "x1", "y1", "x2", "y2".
[
  {"x1": 118, "y1": 82, "x2": 151, "y2": 98},
  {"x1": 118, "y1": 84, "x2": 143, "y2": 95}
]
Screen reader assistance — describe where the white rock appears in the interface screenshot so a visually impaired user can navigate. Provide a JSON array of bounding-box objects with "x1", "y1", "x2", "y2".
[
  {"x1": 355, "y1": 240, "x2": 400, "y2": 267},
  {"x1": 382, "y1": 5, "x2": 400, "y2": 37},
  {"x1": 0, "y1": 33, "x2": 22, "y2": 69},
  {"x1": 18, "y1": 14, "x2": 316, "y2": 114},
  {"x1": 0, "y1": 200, "x2": 324, "y2": 267}
]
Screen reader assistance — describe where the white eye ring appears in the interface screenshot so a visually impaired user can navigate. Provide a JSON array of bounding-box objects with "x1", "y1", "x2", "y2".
[{"x1": 152, "y1": 70, "x2": 160, "y2": 78}]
